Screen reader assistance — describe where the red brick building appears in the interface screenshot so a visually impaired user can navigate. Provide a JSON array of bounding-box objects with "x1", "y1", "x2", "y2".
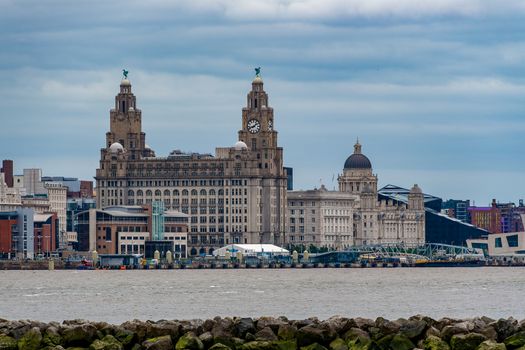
[
  {"x1": 0, "y1": 212, "x2": 17, "y2": 257},
  {"x1": 33, "y1": 213, "x2": 58, "y2": 256},
  {"x1": 468, "y1": 199, "x2": 502, "y2": 234}
]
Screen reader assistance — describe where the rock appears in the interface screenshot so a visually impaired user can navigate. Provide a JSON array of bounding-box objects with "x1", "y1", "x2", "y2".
[
  {"x1": 0, "y1": 333, "x2": 17, "y2": 350},
  {"x1": 400, "y1": 320, "x2": 427, "y2": 339},
  {"x1": 375, "y1": 318, "x2": 401, "y2": 337},
  {"x1": 255, "y1": 327, "x2": 278, "y2": 341},
  {"x1": 180, "y1": 320, "x2": 204, "y2": 335},
  {"x1": 354, "y1": 319, "x2": 375, "y2": 331},
  {"x1": 301, "y1": 343, "x2": 329, "y2": 350},
  {"x1": 120, "y1": 320, "x2": 149, "y2": 343},
  {"x1": 503, "y1": 331, "x2": 525, "y2": 348},
  {"x1": 43, "y1": 326, "x2": 63, "y2": 347},
  {"x1": 208, "y1": 344, "x2": 232, "y2": 350},
  {"x1": 278, "y1": 324, "x2": 298, "y2": 341},
  {"x1": 235, "y1": 318, "x2": 256, "y2": 338},
  {"x1": 297, "y1": 324, "x2": 335, "y2": 347},
  {"x1": 343, "y1": 328, "x2": 371, "y2": 344},
  {"x1": 492, "y1": 319, "x2": 519, "y2": 343},
  {"x1": 426, "y1": 327, "x2": 441, "y2": 338},
  {"x1": 325, "y1": 317, "x2": 356, "y2": 335},
  {"x1": 329, "y1": 338, "x2": 348, "y2": 350},
  {"x1": 257, "y1": 317, "x2": 287, "y2": 333},
  {"x1": 17, "y1": 327, "x2": 42, "y2": 350},
  {"x1": 450, "y1": 333, "x2": 487, "y2": 350},
  {"x1": 113, "y1": 329, "x2": 135, "y2": 347},
  {"x1": 477, "y1": 340, "x2": 506, "y2": 350},
  {"x1": 147, "y1": 321, "x2": 181, "y2": 341},
  {"x1": 142, "y1": 335, "x2": 173, "y2": 350},
  {"x1": 88, "y1": 335, "x2": 123, "y2": 350},
  {"x1": 212, "y1": 319, "x2": 235, "y2": 347},
  {"x1": 273, "y1": 340, "x2": 298, "y2": 350},
  {"x1": 375, "y1": 334, "x2": 394, "y2": 350},
  {"x1": 240, "y1": 340, "x2": 274, "y2": 350},
  {"x1": 63, "y1": 324, "x2": 98, "y2": 347},
  {"x1": 423, "y1": 335, "x2": 451, "y2": 350},
  {"x1": 294, "y1": 320, "x2": 316, "y2": 330},
  {"x1": 198, "y1": 331, "x2": 213, "y2": 349},
  {"x1": 175, "y1": 332, "x2": 204, "y2": 350},
  {"x1": 441, "y1": 325, "x2": 469, "y2": 343},
  {"x1": 390, "y1": 334, "x2": 415, "y2": 350},
  {"x1": 245, "y1": 333, "x2": 256, "y2": 342},
  {"x1": 478, "y1": 327, "x2": 499, "y2": 342}
]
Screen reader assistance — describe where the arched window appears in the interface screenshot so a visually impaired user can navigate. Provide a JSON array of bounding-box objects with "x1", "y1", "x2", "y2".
[
  {"x1": 209, "y1": 189, "x2": 216, "y2": 196},
  {"x1": 146, "y1": 190, "x2": 152, "y2": 197},
  {"x1": 128, "y1": 190, "x2": 134, "y2": 197},
  {"x1": 182, "y1": 189, "x2": 188, "y2": 196},
  {"x1": 137, "y1": 190, "x2": 143, "y2": 196},
  {"x1": 155, "y1": 190, "x2": 162, "y2": 197},
  {"x1": 200, "y1": 189, "x2": 207, "y2": 196},
  {"x1": 190, "y1": 248, "x2": 197, "y2": 256},
  {"x1": 209, "y1": 248, "x2": 214, "y2": 255},
  {"x1": 173, "y1": 189, "x2": 180, "y2": 196},
  {"x1": 191, "y1": 189, "x2": 198, "y2": 196},
  {"x1": 218, "y1": 189, "x2": 224, "y2": 196},
  {"x1": 199, "y1": 248, "x2": 206, "y2": 256},
  {"x1": 164, "y1": 190, "x2": 170, "y2": 196}
]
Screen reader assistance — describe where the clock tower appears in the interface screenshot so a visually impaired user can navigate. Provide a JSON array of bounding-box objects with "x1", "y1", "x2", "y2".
[{"x1": 238, "y1": 73, "x2": 283, "y2": 177}]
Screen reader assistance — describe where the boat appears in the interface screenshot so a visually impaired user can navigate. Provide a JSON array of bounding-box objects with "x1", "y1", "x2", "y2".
[{"x1": 414, "y1": 259, "x2": 485, "y2": 267}]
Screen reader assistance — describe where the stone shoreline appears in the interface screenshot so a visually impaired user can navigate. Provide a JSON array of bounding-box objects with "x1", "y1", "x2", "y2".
[{"x1": 1, "y1": 315, "x2": 524, "y2": 350}]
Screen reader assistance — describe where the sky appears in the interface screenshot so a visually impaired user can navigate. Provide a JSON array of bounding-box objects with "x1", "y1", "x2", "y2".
[{"x1": 0, "y1": 0, "x2": 524, "y2": 205}]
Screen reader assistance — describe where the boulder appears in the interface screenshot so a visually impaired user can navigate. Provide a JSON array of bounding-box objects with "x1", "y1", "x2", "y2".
[
  {"x1": 273, "y1": 340, "x2": 298, "y2": 350},
  {"x1": 329, "y1": 338, "x2": 348, "y2": 350},
  {"x1": 375, "y1": 334, "x2": 394, "y2": 350},
  {"x1": 63, "y1": 324, "x2": 98, "y2": 347},
  {"x1": 477, "y1": 340, "x2": 507, "y2": 350},
  {"x1": 43, "y1": 326, "x2": 63, "y2": 347},
  {"x1": 240, "y1": 340, "x2": 275, "y2": 350},
  {"x1": 390, "y1": 334, "x2": 415, "y2": 350},
  {"x1": 297, "y1": 324, "x2": 335, "y2": 347},
  {"x1": 255, "y1": 327, "x2": 278, "y2": 341},
  {"x1": 209, "y1": 344, "x2": 232, "y2": 350},
  {"x1": 142, "y1": 335, "x2": 173, "y2": 350},
  {"x1": 175, "y1": 332, "x2": 204, "y2": 350},
  {"x1": 503, "y1": 331, "x2": 525, "y2": 348},
  {"x1": 146, "y1": 321, "x2": 181, "y2": 341},
  {"x1": 88, "y1": 335, "x2": 123, "y2": 350},
  {"x1": 257, "y1": 317, "x2": 288, "y2": 333},
  {"x1": 113, "y1": 329, "x2": 135, "y2": 348},
  {"x1": 423, "y1": 335, "x2": 451, "y2": 350},
  {"x1": 375, "y1": 318, "x2": 401, "y2": 337},
  {"x1": 17, "y1": 327, "x2": 42, "y2": 350},
  {"x1": 492, "y1": 319, "x2": 519, "y2": 343},
  {"x1": 301, "y1": 343, "x2": 329, "y2": 350},
  {"x1": 400, "y1": 320, "x2": 427, "y2": 339},
  {"x1": 0, "y1": 333, "x2": 17, "y2": 350},
  {"x1": 278, "y1": 324, "x2": 298, "y2": 341},
  {"x1": 325, "y1": 317, "x2": 356, "y2": 336},
  {"x1": 343, "y1": 328, "x2": 371, "y2": 344},
  {"x1": 354, "y1": 319, "x2": 375, "y2": 331},
  {"x1": 441, "y1": 325, "x2": 469, "y2": 343},
  {"x1": 450, "y1": 333, "x2": 487, "y2": 350},
  {"x1": 235, "y1": 318, "x2": 255, "y2": 338},
  {"x1": 198, "y1": 331, "x2": 213, "y2": 349}
]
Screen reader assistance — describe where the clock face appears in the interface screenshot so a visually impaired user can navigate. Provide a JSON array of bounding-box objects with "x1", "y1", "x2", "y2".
[
  {"x1": 268, "y1": 120, "x2": 273, "y2": 131},
  {"x1": 247, "y1": 119, "x2": 261, "y2": 134}
]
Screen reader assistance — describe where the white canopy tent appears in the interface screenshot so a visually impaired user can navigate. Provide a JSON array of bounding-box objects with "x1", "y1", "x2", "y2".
[{"x1": 213, "y1": 244, "x2": 289, "y2": 257}]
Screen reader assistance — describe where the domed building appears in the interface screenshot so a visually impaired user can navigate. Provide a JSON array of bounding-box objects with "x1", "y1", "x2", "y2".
[
  {"x1": 337, "y1": 141, "x2": 425, "y2": 246},
  {"x1": 286, "y1": 139, "x2": 425, "y2": 250}
]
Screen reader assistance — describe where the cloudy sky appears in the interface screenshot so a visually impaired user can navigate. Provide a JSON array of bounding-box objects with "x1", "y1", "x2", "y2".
[{"x1": 1, "y1": 0, "x2": 524, "y2": 205}]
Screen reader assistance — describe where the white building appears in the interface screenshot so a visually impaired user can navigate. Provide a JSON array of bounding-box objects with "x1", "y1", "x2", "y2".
[{"x1": 213, "y1": 244, "x2": 289, "y2": 257}]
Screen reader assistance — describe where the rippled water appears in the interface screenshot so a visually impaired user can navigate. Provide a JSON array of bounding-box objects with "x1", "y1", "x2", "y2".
[{"x1": 0, "y1": 267, "x2": 523, "y2": 323}]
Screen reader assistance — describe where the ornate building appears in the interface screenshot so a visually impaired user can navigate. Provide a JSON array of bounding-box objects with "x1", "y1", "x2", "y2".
[
  {"x1": 286, "y1": 140, "x2": 425, "y2": 249},
  {"x1": 95, "y1": 73, "x2": 287, "y2": 256}
]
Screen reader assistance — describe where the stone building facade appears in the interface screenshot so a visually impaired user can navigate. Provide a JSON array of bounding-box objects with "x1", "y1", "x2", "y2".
[
  {"x1": 286, "y1": 141, "x2": 425, "y2": 249},
  {"x1": 95, "y1": 75, "x2": 287, "y2": 255}
]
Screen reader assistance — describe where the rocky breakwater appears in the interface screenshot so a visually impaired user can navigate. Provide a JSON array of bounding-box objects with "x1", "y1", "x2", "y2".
[{"x1": 2, "y1": 315, "x2": 525, "y2": 350}]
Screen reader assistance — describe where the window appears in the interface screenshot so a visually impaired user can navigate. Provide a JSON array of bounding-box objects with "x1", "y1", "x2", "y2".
[
  {"x1": 495, "y1": 237, "x2": 503, "y2": 248},
  {"x1": 105, "y1": 227, "x2": 111, "y2": 241},
  {"x1": 507, "y1": 235, "x2": 519, "y2": 247}
]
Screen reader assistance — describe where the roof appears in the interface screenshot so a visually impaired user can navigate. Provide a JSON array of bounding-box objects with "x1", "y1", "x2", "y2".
[
  {"x1": 34, "y1": 213, "x2": 53, "y2": 222},
  {"x1": 378, "y1": 184, "x2": 441, "y2": 204}
]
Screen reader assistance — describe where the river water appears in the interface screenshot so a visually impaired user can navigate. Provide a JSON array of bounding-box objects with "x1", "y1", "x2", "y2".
[{"x1": 0, "y1": 267, "x2": 523, "y2": 323}]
